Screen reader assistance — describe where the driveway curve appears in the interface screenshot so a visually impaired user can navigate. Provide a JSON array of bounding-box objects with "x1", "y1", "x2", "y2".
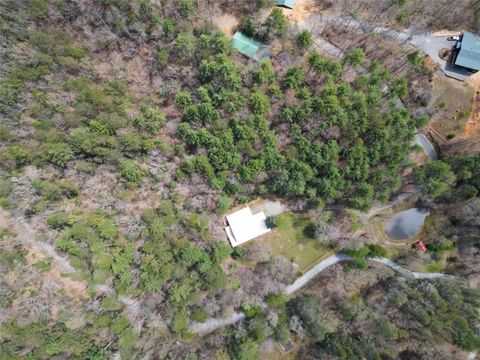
[
  {"x1": 284, "y1": 253, "x2": 350, "y2": 295},
  {"x1": 415, "y1": 133, "x2": 438, "y2": 160},
  {"x1": 189, "y1": 253, "x2": 456, "y2": 334}
]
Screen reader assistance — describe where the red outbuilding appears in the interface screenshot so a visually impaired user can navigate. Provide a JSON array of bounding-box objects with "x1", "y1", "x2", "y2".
[{"x1": 414, "y1": 241, "x2": 427, "y2": 253}]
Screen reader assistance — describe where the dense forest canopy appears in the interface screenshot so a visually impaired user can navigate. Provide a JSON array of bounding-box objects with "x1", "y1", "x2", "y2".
[
  {"x1": 1, "y1": 0, "x2": 480, "y2": 359},
  {"x1": 0, "y1": 0, "x2": 425, "y2": 212}
]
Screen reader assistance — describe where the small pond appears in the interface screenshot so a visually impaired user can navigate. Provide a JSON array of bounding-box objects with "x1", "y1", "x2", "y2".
[{"x1": 384, "y1": 208, "x2": 429, "y2": 240}]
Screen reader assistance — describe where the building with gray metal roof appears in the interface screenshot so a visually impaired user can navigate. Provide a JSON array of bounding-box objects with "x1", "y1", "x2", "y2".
[{"x1": 453, "y1": 32, "x2": 480, "y2": 71}]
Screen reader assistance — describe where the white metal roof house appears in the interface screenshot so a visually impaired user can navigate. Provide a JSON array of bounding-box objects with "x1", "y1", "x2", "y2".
[{"x1": 224, "y1": 207, "x2": 271, "y2": 247}]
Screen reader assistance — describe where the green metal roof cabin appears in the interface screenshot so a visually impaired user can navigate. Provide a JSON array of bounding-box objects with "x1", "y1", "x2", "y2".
[
  {"x1": 276, "y1": 0, "x2": 294, "y2": 9},
  {"x1": 454, "y1": 32, "x2": 480, "y2": 71},
  {"x1": 231, "y1": 32, "x2": 270, "y2": 62}
]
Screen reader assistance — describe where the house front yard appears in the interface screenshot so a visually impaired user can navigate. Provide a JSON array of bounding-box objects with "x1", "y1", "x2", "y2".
[{"x1": 261, "y1": 212, "x2": 331, "y2": 273}]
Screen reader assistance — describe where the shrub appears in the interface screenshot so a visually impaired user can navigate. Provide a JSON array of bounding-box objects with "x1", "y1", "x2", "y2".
[
  {"x1": 343, "y1": 48, "x2": 366, "y2": 68},
  {"x1": 242, "y1": 303, "x2": 263, "y2": 318},
  {"x1": 232, "y1": 247, "x2": 246, "y2": 259},
  {"x1": 155, "y1": 49, "x2": 169, "y2": 68},
  {"x1": 142, "y1": 105, "x2": 165, "y2": 124},
  {"x1": 34, "y1": 258, "x2": 52, "y2": 271},
  {"x1": 63, "y1": 45, "x2": 86, "y2": 60},
  {"x1": 191, "y1": 307, "x2": 209, "y2": 322},
  {"x1": 216, "y1": 195, "x2": 231, "y2": 214},
  {"x1": 284, "y1": 66, "x2": 305, "y2": 89},
  {"x1": 0, "y1": 198, "x2": 12, "y2": 209},
  {"x1": 297, "y1": 30, "x2": 313, "y2": 49},
  {"x1": 239, "y1": 16, "x2": 258, "y2": 37},
  {"x1": 171, "y1": 308, "x2": 189, "y2": 333},
  {"x1": 6, "y1": 144, "x2": 30, "y2": 166},
  {"x1": 211, "y1": 242, "x2": 232, "y2": 263},
  {"x1": 175, "y1": 33, "x2": 195, "y2": 61},
  {"x1": 257, "y1": 0, "x2": 270, "y2": 8},
  {"x1": 75, "y1": 160, "x2": 95, "y2": 174},
  {"x1": 89, "y1": 120, "x2": 110, "y2": 135},
  {"x1": 101, "y1": 296, "x2": 123, "y2": 311},
  {"x1": 367, "y1": 244, "x2": 387, "y2": 258},
  {"x1": 427, "y1": 238, "x2": 454, "y2": 253},
  {"x1": 455, "y1": 184, "x2": 478, "y2": 200},
  {"x1": 203, "y1": 266, "x2": 226, "y2": 291},
  {"x1": 249, "y1": 91, "x2": 270, "y2": 115},
  {"x1": 43, "y1": 142, "x2": 74, "y2": 167},
  {"x1": 46, "y1": 211, "x2": 69, "y2": 229},
  {"x1": 0, "y1": 179, "x2": 12, "y2": 198},
  {"x1": 453, "y1": 317, "x2": 480, "y2": 351},
  {"x1": 93, "y1": 253, "x2": 114, "y2": 269},
  {"x1": 119, "y1": 160, "x2": 145, "y2": 183},
  {"x1": 133, "y1": 106, "x2": 166, "y2": 134},
  {"x1": 32, "y1": 180, "x2": 62, "y2": 201},
  {"x1": 253, "y1": 61, "x2": 275, "y2": 84},
  {"x1": 32, "y1": 179, "x2": 77, "y2": 202},
  {"x1": 349, "y1": 257, "x2": 368, "y2": 269},
  {"x1": 266, "y1": 293, "x2": 287, "y2": 308},
  {"x1": 58, "y1": 180, "x2": 79, "y2": 198},
  {"x1": 0, "y1": 124, "x2": 12, "y2": 142},
  {"x1": 265, "y1": 216, "x2": 278, "y2": 229},
  {"x1": 29, "y1": 0, "x2": 49, "y2": 19},
  {"x1": 265, "y1": 8, "x2": 288, "y2": 35},
  {"x1": 175, "y1": 92, "x2": 192, "y2": 109},
  {"x1": 111, "y1": 315, "x2": 130, "y2": 336}
]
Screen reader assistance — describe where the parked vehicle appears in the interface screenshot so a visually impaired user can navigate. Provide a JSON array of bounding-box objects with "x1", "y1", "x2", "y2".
[{"x1": 447, "y1": 35, "x2": 461, "y2": 41}]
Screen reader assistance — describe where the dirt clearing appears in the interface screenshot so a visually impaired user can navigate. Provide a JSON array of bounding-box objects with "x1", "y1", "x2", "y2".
[
  {"x1": 281, "y1": 0, "x2": 324, "y2": 23},
  {"x1": 24, "y1": 245, "x2": 88, "y2": 300},
  {"x1": 212, "y1": 13, "x2": 238, "y2": 37},
  {"x1": 432, "y1": 30, "x2": 462, "y2": 37},
  {"x1": 462, "y1": 72, "x2": 480, "y2": 139},
  {"x1": 429, "y1": 75, "x2": 473, "y2": 140}
]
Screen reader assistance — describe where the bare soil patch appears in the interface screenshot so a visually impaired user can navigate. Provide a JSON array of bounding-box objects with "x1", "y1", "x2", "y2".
[
  {"x1": 407, "y1": 148, "x2": 428, "y2": 167},
  {"x1": 94, "y1": 51, "x2": 125, "y2": 79},
  {"x1": 432, "y1": 30, "x2": 462, "y2": 37},
  {"x1": 212, "y1": 13, "x2": 239, "y2": 37},
  {"x1": 462, "y1": 73, "x2": 480, "y2": 139},
  {"x1": 25, "y1": 245, "x2": 87, "y2": 300},
  {"x1": 429, "y1": 75, "x2": 473, "y2": 140},
  {"x1": 281, "y1": 0, "x2": 324, "y2": 23},
  {"x1": 0, "y1": 209, "x2": 88, "y2": 300}
]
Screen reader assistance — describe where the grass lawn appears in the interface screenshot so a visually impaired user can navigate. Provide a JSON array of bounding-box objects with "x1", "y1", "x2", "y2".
[
  {"x1": 423, "y1": 260, "x2": 446, "y2": 273},
  {"x1": 421, "y1": 249, "x2": 456, "y2": 273},
  {"x1": 261, "y1": 212, "x2": 330, "y2": 273}
]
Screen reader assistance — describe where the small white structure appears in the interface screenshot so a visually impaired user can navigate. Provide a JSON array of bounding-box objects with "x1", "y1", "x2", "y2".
[{"x1": 224, "y1": 207, "x2": 271, "y2": 247}]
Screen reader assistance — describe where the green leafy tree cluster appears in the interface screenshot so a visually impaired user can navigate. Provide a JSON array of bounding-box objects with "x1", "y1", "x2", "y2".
[
  {"x1": 1, "y1": 319, "x2": 112, "y2": 359},
  {"x1": 176, "y1": 48, "x2": 421, "y2": 212},
  {"x1": 264, "y1": 8, "x2": 288, "y2": 38},
  {"x1": 137, "y1": 202, "x2": 232, "y2": 299},
  {"x1": 451, "y1": 153, "x2": 480, "y2": 200},
  {"x1": 53, "y1": 211, "x2": 136, "y2": 291},
  {"x1": 288, "y1": 280, "x2": 480, "y2": 359},
  {"x1": 414, "y1": 160, "x2": 456, "y2": 199},
  {"x1": 343, "y1": 244, "x2": 388, "y2": 269}
]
